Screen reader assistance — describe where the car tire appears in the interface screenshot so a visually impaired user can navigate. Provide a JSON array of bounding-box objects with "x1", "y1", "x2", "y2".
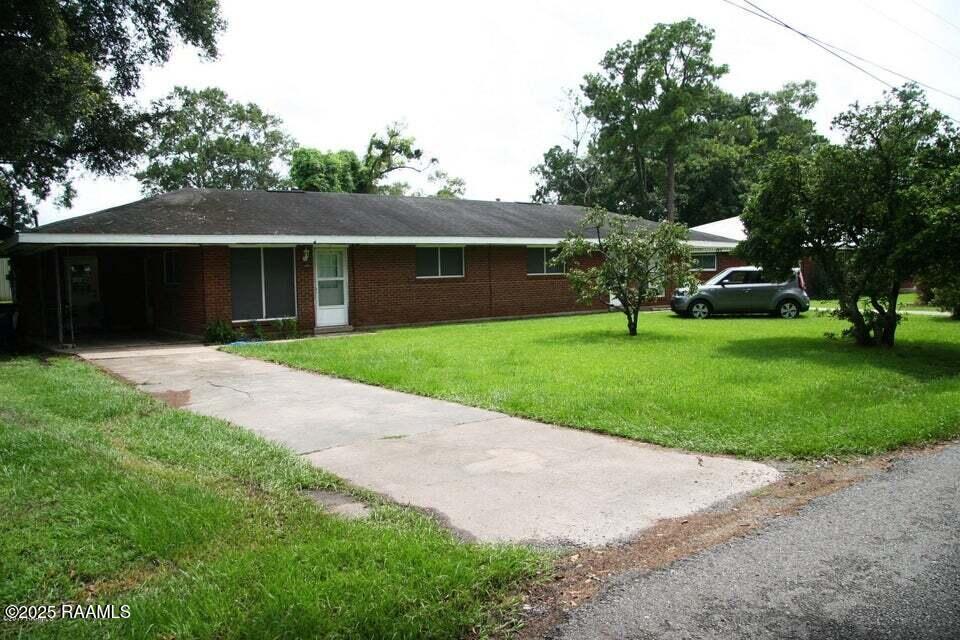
[
  {"x1": 690, "y1": 300, "x2": 712, "y2": 319},
  {"x1": 777, "y1": 299, "x2": 800, "y2": 319}
]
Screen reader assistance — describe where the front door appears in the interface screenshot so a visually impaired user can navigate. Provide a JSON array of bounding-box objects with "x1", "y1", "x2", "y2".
[{"x1": 314, "y1": 248, "x2": 348, "y2": 327}]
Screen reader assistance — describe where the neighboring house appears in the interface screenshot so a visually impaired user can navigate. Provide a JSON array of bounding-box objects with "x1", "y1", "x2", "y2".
[
  {"x1": 689, "y1": 216, "x2": 746, "y2": 242},
  {"x1": 0, "y1": 189, "x2": 739, "y2": 343}
]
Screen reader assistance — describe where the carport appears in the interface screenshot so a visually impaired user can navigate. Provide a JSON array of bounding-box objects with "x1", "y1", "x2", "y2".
[{"x1": 3, "y1": 244, "x2": 200, "y2": 346}]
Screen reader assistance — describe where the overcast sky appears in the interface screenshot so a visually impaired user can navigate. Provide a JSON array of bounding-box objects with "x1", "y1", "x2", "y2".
[{"x1": 37, "y1": 0, "x2": 960, "y2": 224}]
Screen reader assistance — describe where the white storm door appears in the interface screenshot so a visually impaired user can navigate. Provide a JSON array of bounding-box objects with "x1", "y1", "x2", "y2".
[{"x1": 314, "y1": 248, "x2": 348, "y2": 327}]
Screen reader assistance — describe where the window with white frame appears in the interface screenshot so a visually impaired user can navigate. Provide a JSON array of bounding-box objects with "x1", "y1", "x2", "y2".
[
  {"x1": 691, "y1": 253, "x2": 718, "y2": 271},
  {"x1": 230, "y1": 248, "x2": 296, "y2": 321},
  {"x1": 415, "y1": 246, "x2": 464, "y2": 278},
  {"x1": 526, "y1": 247, "x2": 565, "y2": 275},
  {"x1": 162, "y1": 250, "x2": 181, "y2": 285}
]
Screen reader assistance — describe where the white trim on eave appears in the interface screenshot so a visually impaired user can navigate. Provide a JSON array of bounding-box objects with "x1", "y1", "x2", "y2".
[{"x1": 6, "y1": 233, "x2": 739, "y2": 252}]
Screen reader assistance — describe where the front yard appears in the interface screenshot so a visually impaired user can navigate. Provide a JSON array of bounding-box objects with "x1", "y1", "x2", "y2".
[
  {"x1": 232, "y1": 312, "x2": 960, "y2": 459},
  {"x1": 0, "y1": 357, "x2": 541, "y2": 639}
]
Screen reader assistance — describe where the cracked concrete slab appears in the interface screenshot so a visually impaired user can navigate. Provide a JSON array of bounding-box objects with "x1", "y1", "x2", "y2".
[{"x1": 83, "y1": 344, "x2": 781, "y2": 546}]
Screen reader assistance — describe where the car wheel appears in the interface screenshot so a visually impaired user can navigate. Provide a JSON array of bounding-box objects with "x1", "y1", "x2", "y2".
[
  {"x1": 778, "y1": 299, "x2": 800, "y2": 319},
  {"x1": 690, "y1": 300, "x2": 712, "y2": 319}
]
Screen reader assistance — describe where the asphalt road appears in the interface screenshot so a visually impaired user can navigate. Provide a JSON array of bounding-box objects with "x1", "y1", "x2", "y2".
[{"x1": 551, "y1": 444, "x2": 960, "y2": 639}]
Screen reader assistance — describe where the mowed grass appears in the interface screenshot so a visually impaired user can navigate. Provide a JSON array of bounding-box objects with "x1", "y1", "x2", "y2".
[
  {"x1": 0, "y1": 357, "x2": 541, "y2": 639},
  {"x1": 811, "y1": 292, "x2": 937, "y2": 312},
  {"x1": 232, "y1": 312, "x2": 960, "y2": 459}
]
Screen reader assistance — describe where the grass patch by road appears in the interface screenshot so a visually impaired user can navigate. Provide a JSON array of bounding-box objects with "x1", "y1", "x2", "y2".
[
  {"x1": 231, "y1": 312, "x2": 960, "y2": 459},
  {"x1": 0, "y1": 357, "x2": 542, "y2": 639}
]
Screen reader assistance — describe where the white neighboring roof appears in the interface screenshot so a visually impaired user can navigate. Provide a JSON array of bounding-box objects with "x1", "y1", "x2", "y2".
[{"x1": 690, "y1": 216, "x2": 745, "y2": 242}]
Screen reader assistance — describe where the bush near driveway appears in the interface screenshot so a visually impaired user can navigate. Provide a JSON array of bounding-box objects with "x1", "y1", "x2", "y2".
[
  {"x1": 233, "y1": 312, "x2": 960, "y2": 459},
  {"x1": 0, "y1": 357, "x2": 541, "y2": 639}
]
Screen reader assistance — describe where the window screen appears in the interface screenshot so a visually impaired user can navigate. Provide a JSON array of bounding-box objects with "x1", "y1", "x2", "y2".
[
  {"x1": 416, "y1": 247, "x2": 464, "y2": 277},
  {"x1": 527, "y1": 247, "x2": 564, "y2": 274},
  {"x1": 231, "y1": 248, "x2": 296, "y2": 320},
  {"x1": 231, "y1": 248, "x2": 263, "y2": 320},
  {"x1": 263, "y1": 248, "x2": 296, "y2": 318},
  {"x1": 546, "y1": 248, "x2": 564, "y2": 274},
  {"x1": 527, "y1": 248, "x2": 544, "y2": 274},
  {"x1": 692, "y1": 254, "x2": 717, "y2": 271},
  {"x1": 416, "y1": 248, "x2": 439, "y2": 277},
  {"x1": 439, "y1": 248, "x2": 464, "y2": 276}
]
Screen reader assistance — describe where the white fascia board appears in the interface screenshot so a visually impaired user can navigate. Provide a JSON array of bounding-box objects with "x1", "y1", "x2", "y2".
[
  {"x1": 14, "y1": 233, "x2": 573, "y2": 246},
  {"x1": 12, "y1": 233, "x2": 739, "y2": 251},
  {"x1": 689, "y1": 240, "x2": 739, "y2": 250}
]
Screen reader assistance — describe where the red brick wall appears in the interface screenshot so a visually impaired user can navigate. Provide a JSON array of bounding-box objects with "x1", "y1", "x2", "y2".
[
  {"x1": 294, "y1": 245, "x2": 316, "y2": 331},
  {"x1": 152, "y1": 247, "x2": 206, "y2": 336},
  {"x1": 348, "y1": 245, "x2": 606, "y2": 328}
]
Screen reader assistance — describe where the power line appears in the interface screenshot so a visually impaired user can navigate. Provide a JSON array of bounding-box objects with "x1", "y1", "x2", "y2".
[
  {"x1": 906, "y1": 0, "x2": 960, "y2": 35},
  {"x1": 720, "y1": 0, "x2": 960, "y2": 103},
  {"x1": 859, "y1": 0, "x2": 960, "y2": 63},
  {"x1": 720, "y1": 0, "x2": 893, "y2": 87}
]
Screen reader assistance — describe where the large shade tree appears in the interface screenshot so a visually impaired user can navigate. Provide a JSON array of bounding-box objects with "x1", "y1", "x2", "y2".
[
  {"x1": 582, "y1": 19, "x2": 727, "y2": 221},
  {"x1": 738, "y1": 85, "x2": 959, "y2": 347},
  {"x1": 0, "y1": 0, "x2": 224, "y2": 228},
  {"x1": 533, "y1": 73, "x2": 824, "y2": 226},
  {"x1": 136, "y1": 87, "x2": 297, "y2": 194}
]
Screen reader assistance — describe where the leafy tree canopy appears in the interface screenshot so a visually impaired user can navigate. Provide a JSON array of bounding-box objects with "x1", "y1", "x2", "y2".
[
  {"x1": 555, "y1": 209, "x2": 698, "y2": 336},
  {"x1": 136, "y1": 87, "x2": 297, "y2": 194},
  {"x1": 582, "y1": 19, "x2": 728, "y2": 221},
  {"x1": 738, "y1": 84, "x2": 959, "y2": 347},
  {"x1": 0, "y1": 0, "x2": 225, "y2": 227},
  {"x1": 532, "y1": 22, "x2": 824, "y2": 227},
  {"x1": 290, "y1": 123, "x2": 465, "y2": 198}
]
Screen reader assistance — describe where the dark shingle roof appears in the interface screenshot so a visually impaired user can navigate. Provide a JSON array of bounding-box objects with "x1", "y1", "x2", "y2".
[{"x1": 30, "y1": 188, "x2": 737, "y2": 244}]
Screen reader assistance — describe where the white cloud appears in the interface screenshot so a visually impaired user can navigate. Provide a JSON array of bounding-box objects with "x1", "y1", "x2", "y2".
[{"x1": 37, "y1": 0, "x2": 960, "y2": 224}]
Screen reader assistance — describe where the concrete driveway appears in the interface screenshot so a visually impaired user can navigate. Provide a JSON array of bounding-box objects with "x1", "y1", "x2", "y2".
[{"x1": 82, "y1": 343, "x2": 780, "y2": 546}]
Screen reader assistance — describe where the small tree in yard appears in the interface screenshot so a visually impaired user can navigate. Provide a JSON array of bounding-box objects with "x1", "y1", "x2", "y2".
[
  {"x1": 555, "y1": 208, "x2": 698, "y2": 336},
  {"x1": 739, "y1": 85, "x2": 960, "y2": 347}
]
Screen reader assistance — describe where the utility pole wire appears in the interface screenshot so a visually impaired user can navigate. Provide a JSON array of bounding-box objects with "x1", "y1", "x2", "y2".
[
  {"x1": 719, "y1": 0, "x2": 960, "y2": 104},
  {"x1": 906, "y1": 0, "x2": 960, "y2": 35},
  {"x1": 859, "y1": 0, "x2": 960, "y2": 64}
]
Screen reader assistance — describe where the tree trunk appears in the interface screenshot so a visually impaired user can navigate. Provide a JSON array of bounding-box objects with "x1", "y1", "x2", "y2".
[
  {"x1": 840, "y1": 298, "x2": 874, "y2": 346},
  {"x1": 665, "y1": 147, "x2": 676, "y2": 222},
  {"x1": 877, "y1": 287, "x2": 900, "y2": 347},
  {"x1": 6, "y1": 189, "x2": 16, "y2": 230},
  {"x1": 625, "y1": 307, "x2": 638, "y2": 336},
  {"x1": 952, "y1": 304, "x2": 960, "y2": 320}
]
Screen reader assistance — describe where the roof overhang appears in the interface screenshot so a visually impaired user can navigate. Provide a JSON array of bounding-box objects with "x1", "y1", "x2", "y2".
[{"x1": 2, "y1": 233, "x2": 738, "y2": 252}]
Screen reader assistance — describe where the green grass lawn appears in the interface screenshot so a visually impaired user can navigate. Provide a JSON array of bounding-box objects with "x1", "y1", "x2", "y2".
[
  {"x1": 811, "y1": 292, "x2": 938, "y2": 312},
  {"x1": 0, "y1": 357, "x2": 541, "y2": 639},
  {"x1": 231, "y1": 312, "x2": 960, "y2": 459}
]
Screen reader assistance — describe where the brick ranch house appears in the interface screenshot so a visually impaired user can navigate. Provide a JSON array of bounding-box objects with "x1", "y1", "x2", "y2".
[{"x1": 1, "y1": 189, "x2": 740, "y2": 343}]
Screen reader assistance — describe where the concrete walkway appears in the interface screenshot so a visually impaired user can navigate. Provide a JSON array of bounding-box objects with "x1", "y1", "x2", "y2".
[{"x1": 82, "y1": 343, "x2": 780, "y2": 546}]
